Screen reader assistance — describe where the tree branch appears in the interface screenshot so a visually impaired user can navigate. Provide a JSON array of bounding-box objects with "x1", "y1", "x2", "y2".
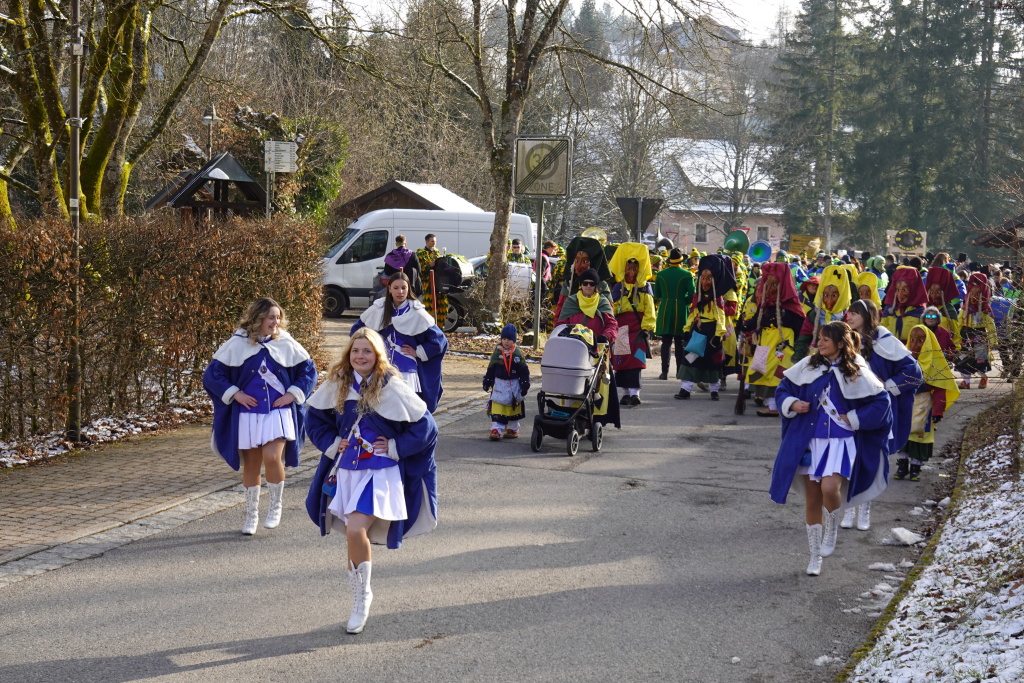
[{"x1": 0, "y1": 169, "x2": 40, "y2": 199}]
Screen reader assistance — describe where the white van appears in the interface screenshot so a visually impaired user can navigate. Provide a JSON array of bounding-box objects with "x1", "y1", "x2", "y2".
[{"x1": 322, "y1": 209, "x2": 535, "y2": 316}]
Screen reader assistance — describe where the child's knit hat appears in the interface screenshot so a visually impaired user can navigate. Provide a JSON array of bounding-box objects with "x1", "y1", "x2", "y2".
[{"x1": 501, "y1": 323, "x2": 517, "y2": 342}]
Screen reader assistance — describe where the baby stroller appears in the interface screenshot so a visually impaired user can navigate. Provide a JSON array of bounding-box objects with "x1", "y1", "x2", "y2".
[{"x1": 530, "y1": 324, "x2": 609, "y2": 456}]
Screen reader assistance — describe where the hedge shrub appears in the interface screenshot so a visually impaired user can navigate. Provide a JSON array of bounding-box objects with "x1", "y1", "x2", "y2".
[{"x1": 0, "y1": 213, "x2": 326, "y2": 441}]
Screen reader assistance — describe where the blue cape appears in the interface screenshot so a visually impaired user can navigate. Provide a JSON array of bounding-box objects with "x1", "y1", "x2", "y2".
[
  {"x1": 202, "y1": 332, "x2": 317, "y2": 470},
  {"x1": 304, "y1": 379, "x2": 438, "y2": 549},
  {"x1": 771, "y1": 357, "x2": 893, "y2": 506}
]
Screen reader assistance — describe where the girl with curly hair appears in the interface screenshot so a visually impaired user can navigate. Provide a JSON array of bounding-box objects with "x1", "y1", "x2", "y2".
[{"x1": 304, "y1": 327, "x2": 439, "y2": 635}]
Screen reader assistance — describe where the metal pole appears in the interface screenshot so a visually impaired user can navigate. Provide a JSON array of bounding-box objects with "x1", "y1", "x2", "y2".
[
  {"x1": 65, "y1": 0, "x2": 83, "y2": 442},
  {"x1": 636, "y1": 197, "x2": 643, "y2": 243},
  {"x1": 266, "y1": 170, "x2": 272, "y2": 218},
  {"x1": 533, "y1": 201, "x2": 545, "y2": 350}
]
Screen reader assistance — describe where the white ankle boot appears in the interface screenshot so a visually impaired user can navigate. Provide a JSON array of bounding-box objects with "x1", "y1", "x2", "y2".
[
  {"x1": 346, "y1": 561, "x2": 373, "y2": 634},
  {"x1": 820, "y1": 508, "x2": 839, "y2": 557},
  {"x1": 242, "y1": 485, "x2": 260, "y2": 536},
  {"x1": 806, "y1": 524, "x2": 823, "y2": 576},
  {"x1": 264, "y1": 481, "x2": 284, "y2": 529},
  {"x1": 840, "y1": 507, "x2": 856, "y2": 529},
  {"x1": 856, "y1": 502, "x2": 871, "y2": 531}
]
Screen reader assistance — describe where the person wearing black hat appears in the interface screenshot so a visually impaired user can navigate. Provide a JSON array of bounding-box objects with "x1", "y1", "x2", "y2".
[
  {"x1": 652, "y1": 248, "x2": 696, "y2": 380},
  {"x1": 675, "y1": 255, "x2": 735, "y2": 400},
  {"x1": 482, "y1": 324, "x2": 531, "y2": 440},
  {"x1": 556, "y1": 267, "x2": 621, "y2": 428}
]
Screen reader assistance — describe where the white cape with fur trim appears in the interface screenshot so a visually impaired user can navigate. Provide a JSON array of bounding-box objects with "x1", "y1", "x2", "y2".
[
  {"x1": 211, "y1": 330, "x2": 310, "y2": 368},
  {"x1": 782, "y1": 354, "x2": 885, "y2": 400},
  {"x1": 358, "y1": 298, "x2": 436, "y2": 336},
  {"x1": 872, "y1": 328, "x2": 913, "y2": 361},
  {"x1": 307, "y1": 375, "x2": 427, "y2": 423}
]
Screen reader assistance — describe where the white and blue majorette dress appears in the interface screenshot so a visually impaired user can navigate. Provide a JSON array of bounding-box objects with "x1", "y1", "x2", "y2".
[
  {"x1": 304, "y1": 375, "x2": 439, "y2": 549},
  {"x1": 865, "y1": 329, "x2": 923, "y2": 455},
  {"x1": 202, "y1": 330, "x2": 317, "y2": 470},
  {"x1": 351, "y1": 299, "x2": 449, "y2": 413},
  {"x1": 771, "y1": 355, "x2": 893, "y2": 508}
]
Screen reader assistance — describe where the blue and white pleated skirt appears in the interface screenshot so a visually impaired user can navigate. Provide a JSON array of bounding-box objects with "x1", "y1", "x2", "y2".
[
  {"x1": 327, "y1": 464, "x2": 407, "y2": 530},
  {"x1": 797, "y1": 437, "x2": 856, "y2": 481},
  {"x1": 238, "y1": 408, "x2": 295, "y2": 449}
]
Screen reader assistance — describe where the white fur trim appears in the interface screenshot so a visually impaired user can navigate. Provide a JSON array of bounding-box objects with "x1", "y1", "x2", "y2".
[
  {"x1": 286, "y1": 386, "x2": 307, "y2": 404},
  {"x1": 780, "y1": 396, "x2": 800, "y2": 418},
  {"x1": 306, "y1": 377, "x2": 427, "y2": 423},
  {"x1": 783, "y1": 354, "x2": 884, "y2": 400},
  {"x1": 376, "y1": 377, "x2": 428, "y2": 422},
  {"x1": 222, "y1": 385, "x2": 240, "y2": 405},
  {"x1": 385, "y1": 438, "x2": 399, "y2": 462},
  {"x1": 872, "y1": 329, "x2": 913, "y2": 362},
  {"x1": 211, "y1": 330, "x2": 311, "y2": 368},
  {"x1": 846, "y1": 409, "x2": 861, "y2": 431},
  {"x1": 415, "y1": 345, "x2": 429, "y2": 362},
  {"x1": 884, "y1": 378, "x2": 900, "y2": 396},
  {"x1": 359, "y1": 299, "x2": 435, "y2": 336}
]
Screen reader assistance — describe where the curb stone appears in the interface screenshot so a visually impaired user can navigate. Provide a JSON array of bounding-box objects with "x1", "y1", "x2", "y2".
[{"x1": 0, "y1": 392, "x2": 488, "y2": 587}]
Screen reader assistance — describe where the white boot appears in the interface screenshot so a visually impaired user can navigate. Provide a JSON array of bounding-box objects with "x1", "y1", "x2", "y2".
[
  {"x1": 264, "y1": 481, "x2": 285, "y2": 529},
  {"x1": 820, "y1": 508, "x2": 839, "y2": 557},
  {"x1": 840, "y1": 507, "x2": 856, "y2": 529},
  {"x1": 346, "y1": 561, "x2": 373, "y2": 634},
  {"x1": 242, "y1": 485, "x2": 260, "y2": 536},
  {"x1": 806, "y1": 524, "x2": 823, "y2": 576},
  {"x1": 856, "y1": 502, "x2": 871, "y2": 531}
]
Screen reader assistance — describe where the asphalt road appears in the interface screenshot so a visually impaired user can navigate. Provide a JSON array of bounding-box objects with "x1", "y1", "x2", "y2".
[{"x1": 0, "y1": 369, "x2": 1002, "y2": 682}]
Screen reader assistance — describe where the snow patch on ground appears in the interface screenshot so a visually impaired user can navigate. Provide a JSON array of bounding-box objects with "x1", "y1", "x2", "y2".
[
  {"x1": 850, "y1": 417, "x2": 1024, "y2": 682},
  {"x1": 0, "y1": 395, "x2": 211, "y2": 469}
]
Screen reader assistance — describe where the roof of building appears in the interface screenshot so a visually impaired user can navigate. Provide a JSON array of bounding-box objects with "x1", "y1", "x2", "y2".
[{"x1": 341, "y1": 180, "x2": 485, "y2": 213}]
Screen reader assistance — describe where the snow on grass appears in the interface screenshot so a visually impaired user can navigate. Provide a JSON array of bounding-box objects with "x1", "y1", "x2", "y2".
[
  {"x1": 849, "y1": 415, "x2": 1024, "y2": 682},
  {"x1": 0, "y1": 395, "x2": 211, "y2": 469}
]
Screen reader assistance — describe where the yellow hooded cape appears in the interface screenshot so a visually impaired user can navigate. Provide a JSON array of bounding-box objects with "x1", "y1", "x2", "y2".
[
  {"x1": 909, "y1": 324, "x2": 960, "y2": 413},
  {"x1": 856, "y1": 272, "x2": 883, "y2": 307},
  {"x1": 608, "y1": 242, "x2": 653, "y2": 286},
  {"x1": 814, "y1": 265, "x2": 853, "y2": 314}
]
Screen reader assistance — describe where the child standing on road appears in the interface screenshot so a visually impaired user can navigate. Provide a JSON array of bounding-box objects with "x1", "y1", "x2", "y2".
[
  {"x1": 483, "y1": 324, "x2": 531, "y2": 440},
  {"x1": 304, "y1": 327, "x2": 439, "y2": 635}
]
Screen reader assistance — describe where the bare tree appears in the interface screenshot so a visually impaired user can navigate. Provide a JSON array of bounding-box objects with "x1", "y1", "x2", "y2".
[{"x1": 393, "y1": 0, "x2": 731, "y2": 326}]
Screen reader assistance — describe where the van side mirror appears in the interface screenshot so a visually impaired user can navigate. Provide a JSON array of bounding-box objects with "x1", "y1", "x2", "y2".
[{"x1": 338, "y1": 249, "x2": 353, "y2": 264}]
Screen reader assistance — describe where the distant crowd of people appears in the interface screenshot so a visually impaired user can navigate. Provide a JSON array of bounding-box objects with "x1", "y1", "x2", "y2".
[{"x1": 201, "y1": 230, "x2": 1021, "y2": 636}]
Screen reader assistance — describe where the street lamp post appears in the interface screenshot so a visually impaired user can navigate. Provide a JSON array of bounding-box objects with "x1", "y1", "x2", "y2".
[{"x1": 201, "y1": 104, "x2": 222, "y2": 159}]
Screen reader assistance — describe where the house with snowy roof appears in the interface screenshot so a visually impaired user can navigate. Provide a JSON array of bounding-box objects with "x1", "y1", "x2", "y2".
[{"x1": 651, "y1": 137, "x2": 785, "y2": 254}]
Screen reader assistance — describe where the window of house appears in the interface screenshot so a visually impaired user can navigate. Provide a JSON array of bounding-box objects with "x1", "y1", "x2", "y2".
[
  {"x1": 756, "y1": 226, "x2": 769, "y2": 241},
  {"x1": 695, "y1": 224, "x2": 708, "y2": 243}
]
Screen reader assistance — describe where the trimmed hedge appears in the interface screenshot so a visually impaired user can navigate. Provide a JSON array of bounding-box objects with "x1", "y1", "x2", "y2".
[{"x1": 0, "y1": 214, "x2": 326, "y2": 441}]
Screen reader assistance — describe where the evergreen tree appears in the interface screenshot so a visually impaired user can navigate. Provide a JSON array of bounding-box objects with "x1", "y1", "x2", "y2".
[{"x1": 764, "y1": 0, "x2": 858, "y2": 249}]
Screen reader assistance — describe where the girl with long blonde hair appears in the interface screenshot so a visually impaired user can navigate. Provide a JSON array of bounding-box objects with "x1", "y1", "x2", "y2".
[{"x1": 305, "y1": 327, "x2": 439, "y2": 635}]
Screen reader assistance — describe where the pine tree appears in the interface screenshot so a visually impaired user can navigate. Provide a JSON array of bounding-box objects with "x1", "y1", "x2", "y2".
[{"x1": 764, "y1": 0, "x2": 858, "y2": 249}]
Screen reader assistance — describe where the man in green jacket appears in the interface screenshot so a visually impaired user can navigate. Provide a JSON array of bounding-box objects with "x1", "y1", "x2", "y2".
[{"x1": 652, "y1": 248, "x2": 696, "y2": 380}]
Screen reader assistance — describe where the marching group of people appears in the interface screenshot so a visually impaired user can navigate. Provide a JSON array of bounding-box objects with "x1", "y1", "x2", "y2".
[{"x1": 200, "y1": 235, "x2": 1019, "y2": 637}]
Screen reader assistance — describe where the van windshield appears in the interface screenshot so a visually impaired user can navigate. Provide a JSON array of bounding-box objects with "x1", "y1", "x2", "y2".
[{"x1": 324, "y1": 228, "x2": 359, "y2": 259}]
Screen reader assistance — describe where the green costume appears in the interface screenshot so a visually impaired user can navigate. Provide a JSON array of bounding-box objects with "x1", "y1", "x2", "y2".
[{"x1": 652, "y1": 265, "x2": 696, "y2": 336}]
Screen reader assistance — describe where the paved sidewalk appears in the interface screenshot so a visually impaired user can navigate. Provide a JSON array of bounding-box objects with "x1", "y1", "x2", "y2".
[{"x1": 0, "y1": 354, "x2": 490, "y2": 573}]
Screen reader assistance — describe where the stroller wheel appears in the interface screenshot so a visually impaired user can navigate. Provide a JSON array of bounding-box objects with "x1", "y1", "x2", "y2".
[
  {"x1": 530, "y1": 426, "x2": 544, "y2": 452},
  {"x1": 566, "y1": 428, "x2": 580, "y2": 457},
  {"x1": 589, "y1": 422, "x2": 603, "y2": 452}
]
